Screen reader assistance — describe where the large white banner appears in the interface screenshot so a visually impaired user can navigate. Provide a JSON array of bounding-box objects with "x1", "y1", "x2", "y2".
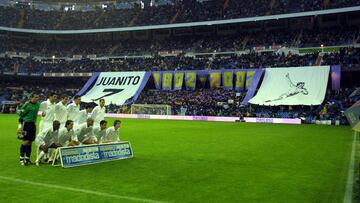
[
  {"x1": 80, "y1": 72, "x2": 149, "y2": 105},
  {"x1": 249, "y1": 66, "x2": 330, "y2": 106}
]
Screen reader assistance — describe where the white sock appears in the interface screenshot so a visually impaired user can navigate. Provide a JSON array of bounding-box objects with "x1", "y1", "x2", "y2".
[
  {"x1": 49, "y1": 150, "x2": 55, "y2": 161},
  {"x1": 36, "y1": 151, "x2": 45, "y2": 162},
  {"x1": 55, "y1": 150, "x2": 60, "y2": 160}
]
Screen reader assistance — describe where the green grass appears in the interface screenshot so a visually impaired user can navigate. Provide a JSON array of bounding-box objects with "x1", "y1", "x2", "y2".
[
  {"x1": 298, "y1": 46, "x2": 340, "y2": 54},
  {"x1": 0, "y1": 114, "x2": 354, "y2": 202}
]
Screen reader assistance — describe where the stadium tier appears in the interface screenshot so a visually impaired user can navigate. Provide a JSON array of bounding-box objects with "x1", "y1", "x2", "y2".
[
  {"x1": 0, "y1": 18, "x2": 359, "y2": 123},
  {"x1": 0, "y1": 48, "x2": 359, "y2": 73},
  {"x1": 0, "y1": 28, "x2": 358, "y2": 57},
  {"x1": 0, "y1": 0, "x2": 360, "y2": 29}
]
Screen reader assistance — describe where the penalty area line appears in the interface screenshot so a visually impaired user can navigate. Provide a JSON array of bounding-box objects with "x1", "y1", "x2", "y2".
[{"x1": 0, "y1": 176, "x2": 168, "y2": 203}]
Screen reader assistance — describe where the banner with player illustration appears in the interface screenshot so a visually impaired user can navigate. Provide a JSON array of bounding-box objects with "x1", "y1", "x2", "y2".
[
  {"x1": 249, "y1": 66, "x2": 330, "y2": 106},
  {"x1": 79, "y1": 72, "x2": 150, "y2": 105}
]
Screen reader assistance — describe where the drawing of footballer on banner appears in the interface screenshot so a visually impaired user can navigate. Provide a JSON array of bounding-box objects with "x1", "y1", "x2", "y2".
[{"x1": 265, "y1": 73, "x2": 309, "y2": 103}]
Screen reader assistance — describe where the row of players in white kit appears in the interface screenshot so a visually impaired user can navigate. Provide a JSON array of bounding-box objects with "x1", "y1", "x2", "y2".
[{"x1": 35, "y1": 94, "x2": 121, "y2": 166}]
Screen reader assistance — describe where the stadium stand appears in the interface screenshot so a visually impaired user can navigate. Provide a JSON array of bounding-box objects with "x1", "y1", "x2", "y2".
[
  {"x1": 0, "y1": 27, "x2": 358, "y2": 57},
  {"x1": 0, "y1": 47, "x2": 359, "y2": 73},
  {"x1": 0, "y1": 0, "x2": 359, "y2": 29},
  {"x1": 0, "y1": 0, "x2": 359, "y2": 126}
]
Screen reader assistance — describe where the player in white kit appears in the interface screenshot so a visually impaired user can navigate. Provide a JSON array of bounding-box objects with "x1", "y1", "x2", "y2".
[
  {"x1": 91, "y1": 98, "x2": 106, "y2": 128},
  {"x1": 75, "y1": 118, "x2": 97, "y2": 144},
  {"x1": 93, "y1": 120, "x2": 107, "y2": 142},
  {"x1": 78, "y1": 105, "x2": 93, "y2": 125},
  {"x1": 67, "y1": 95, "x2": 81, "y2": 126},
  {"x1": 35, "y1": 120, "x2": 61, "y2": 166},
  {"x1": 58, "y1": 120, "x2": 80, "y2": 147},
  {"x1": 54, "y1": 95, "x2": 69, "y2": 127},
  {"x1": 101, "y1": 120, "x2": 121, "y2": 143},
  {"x1": 39, "y1": 93, "x2": 57, "y2": 133}
]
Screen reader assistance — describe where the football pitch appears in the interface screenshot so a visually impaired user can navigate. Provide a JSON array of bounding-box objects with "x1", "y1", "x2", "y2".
[{"x1": 0, "y1": 114, "x2": 355, "y2": 202}]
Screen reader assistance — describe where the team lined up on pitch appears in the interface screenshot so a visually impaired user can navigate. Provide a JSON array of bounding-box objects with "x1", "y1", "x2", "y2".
[{"x1": 17, "y1": 93, "x2": 121, "y2": 166}]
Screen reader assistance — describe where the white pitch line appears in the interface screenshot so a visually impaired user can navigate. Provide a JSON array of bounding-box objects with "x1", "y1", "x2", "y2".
[
  {"x1": 343, "y1": 131, "x2": 357, "y2": 203},
  {"x1": 0, "y1": 176, "x2": 167, "y2": 203}
]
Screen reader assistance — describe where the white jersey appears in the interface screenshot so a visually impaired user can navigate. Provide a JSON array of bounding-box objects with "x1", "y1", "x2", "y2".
[
  {"x1": 93, "y1": 127, "x2": 106, "y2": 142},
  {"x1": 39, "y1": 99, "x2": 56, "y2": 122},
  {"x1": 58, "y1": 127, "x2": 77, "y2": 146},
  {"x1": 35, "y1": 127, "x2": 59, "y2": 147},
  {"x1": 91, "y1": 106, "x2": 106, "y2": 125},
  {"x1": 75, "y1": 123, "x2": 94, "y2": 143},
  {"x1": 39, "y1": 99, "x2": 56, "y2": 132},
  {"x1": 78, "y1": 109, "x2": 90, "y2": 125},
  {"x1": 102, "y1": 126, "x2": 120, "y2": 143},
  {"x1": 67, "y1": 102, "x2": 80, "y2": 124},
  {"x1": 55, "y1": 102, "x2": 68, "y2": 125}
]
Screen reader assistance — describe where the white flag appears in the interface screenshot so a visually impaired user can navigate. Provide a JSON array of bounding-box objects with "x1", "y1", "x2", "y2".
[
  {"x1": 80, "y1": 72, "x2": 149, "y2": 105},
  {"x1": 249, "y1": 66, "x2": 330, "y2": 106}
]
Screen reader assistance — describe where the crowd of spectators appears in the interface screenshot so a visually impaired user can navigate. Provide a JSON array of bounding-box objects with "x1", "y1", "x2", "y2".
[
  {"x1": 0, "y1": 0, "x2": 359, "y2": 30},
  {"x1": 0, "y1": 81, "x2": 80, "y2": 102},
  {"x1": 0, "y1": 52, "x2": 316, "y2": 73},
  {"x1": 0, "y1": 25, "x2": 358, "y2": 76},
  {"x1": 322, "y1": 47, "x2": 360, "y2": 68},
  {"x1": 1, "y1": 47, "x2": 360, "y2": 73},
  {"x1": 2, "y1": 26, "x2": 359, "y2": 74},
  {"x1": 0, "y1": 81, "x2": 79, "y2": 113},
  {"x1": 0, "y1": 27, "x2": 358, "y2": 57},
  {"x1": 132, "y1": 88, "x2": 357, "y2": 124},
  {"x1": 134, "y1": 89, "x2": 237, "y2": 116}
]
